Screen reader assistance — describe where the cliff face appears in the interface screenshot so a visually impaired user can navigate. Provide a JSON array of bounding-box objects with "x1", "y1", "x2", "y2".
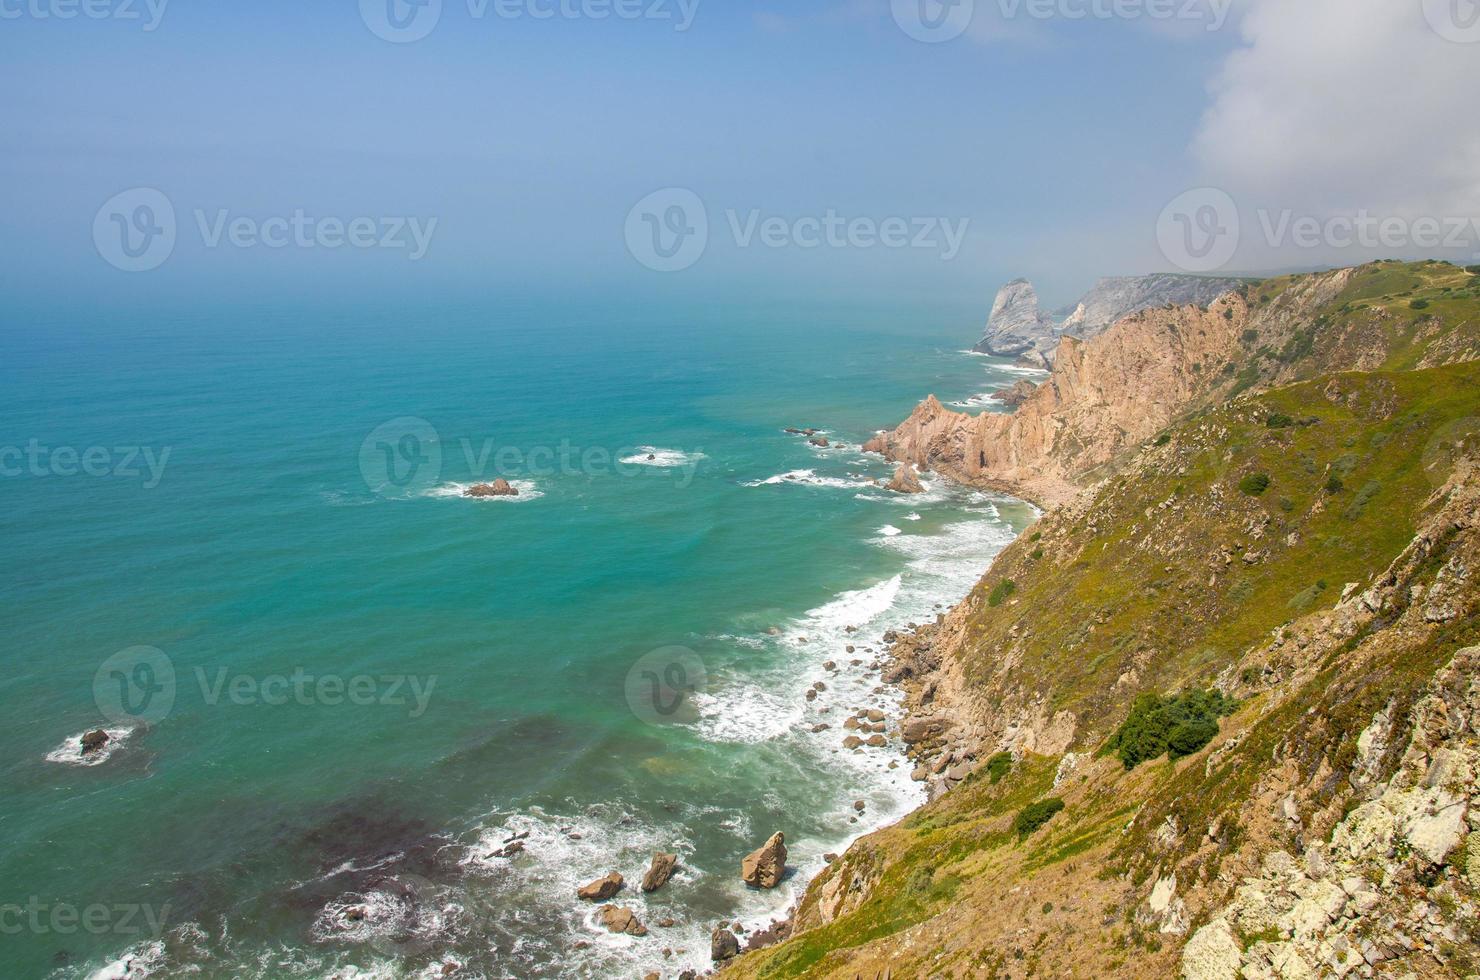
[
  {"x1": 1060, "y1": 273, "x2": 1249, "y2": 339},
  {"x1": 973, "y1": 273, "x2": 1247, "y2": 363},
  {"x1": 973, "y1": 278, "x2": 1056, "y2": 357},
  {"x1": 727, "y1": 262, "x2": 1480, "y2": 980},
  {"x1": 871, "y1": 263, "x2": 1480, "y2": 508}
]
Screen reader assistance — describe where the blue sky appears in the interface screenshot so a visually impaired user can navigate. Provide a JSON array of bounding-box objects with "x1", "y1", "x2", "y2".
[{"x1": 2, "y1": 0, "x2": 1476, "y2": 313}]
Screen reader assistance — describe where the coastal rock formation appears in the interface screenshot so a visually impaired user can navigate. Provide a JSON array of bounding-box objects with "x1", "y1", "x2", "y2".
[
  {"x1": 973, "y1": 278, "x2": 1056, "y2": 357},
  {"x1": 884, "y1": 463, "x2": 925, "y2": 494},
  {"x1": 597, "y1": 905, "x2": 646, "y2": 936},
  {"x1": 640, "y1": 852, "x2": 678, "y2": 893},
  {"x1": 741, "y1": 832, "x2": 787, "y2": 888},
  {"x1": 711, "y1": 926, "x2": 740, "y2": 961},
  {"x1": 990, "y1": 379, "x2": 1038, "y2": 409},
  {"x1": 973, "y1": 273, "x2": 1244, "y2": 363},
  {"x1": 465, "y1": 479, "x2": 518, "y2": 498},
  {"x1": 80, "y1": 729, "x2": 110, "y2": 755},
  {"x1": 577, "y1": 872, "x2": 624, "y2": 901},
  {"x1": 1059, "y1": 274, "x2": 1245, "y2": 341}
]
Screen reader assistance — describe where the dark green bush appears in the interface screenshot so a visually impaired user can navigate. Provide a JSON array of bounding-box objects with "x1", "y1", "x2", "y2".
[
  {"x1": 1239, "y1": 473, "x2": 1271, "y2": 496},
  {"x1": 1325, "y1": 475, "x2": 1344, "y2": 494},
  {"x1": 1410, "y1": 299, "x2": 1430, "y2": 310},
  {"x1": 1154, "y1": 433, "x2": 1172, "y2": 446},
  {"x1": 1014, "y1": 798, "x2": 1065, "y2": 837},
  {"x1": 1240, "y1": 329, "x2": 1259, "y2": 344},
  {"x1": 988, "y1": 580, "x2": 1017, "y2": 607},
  {"x1": 986, "y1": 751, "x2": 1012, "y2": 785},
  {"x1": 1108, "y1": 689, "x2": 1237, "y2": 770},
  {"x1": 1266, "y1": 413, "x2": 1294, "y2": 429}
]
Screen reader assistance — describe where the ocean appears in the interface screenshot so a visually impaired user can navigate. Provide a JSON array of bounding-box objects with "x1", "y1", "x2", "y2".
[{"x1": 0, "y1": 298, "x2": 1039, "y2": 979}]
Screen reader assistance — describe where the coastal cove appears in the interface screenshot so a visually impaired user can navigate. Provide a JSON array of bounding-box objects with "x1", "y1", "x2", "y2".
[{"x1": 0, "y1": 301, "x2": 1039, "y2": 980}]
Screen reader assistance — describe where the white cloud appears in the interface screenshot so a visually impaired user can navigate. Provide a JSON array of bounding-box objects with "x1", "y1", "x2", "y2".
[{"x1": 1194, "y1": 0, "x2": 1480, "y2": 219}]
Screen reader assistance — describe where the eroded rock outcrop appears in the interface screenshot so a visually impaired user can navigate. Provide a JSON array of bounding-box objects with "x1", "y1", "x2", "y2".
[
  {"x1": 641, "y1": 852, "x2": 678, "y2": 893},
  {"x1": 466, "y1": 479, "x2": 518, "y2": 498},
  {"x1": 741, "y1": 833, "x2": 787, "y2": 888},
  {"x1": 577, "y1": 872, "x2": 624, "y2": 901}
]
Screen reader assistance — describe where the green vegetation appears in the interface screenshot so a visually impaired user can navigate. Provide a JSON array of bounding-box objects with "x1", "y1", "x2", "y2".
[
  {"x1": 988, "y1": 580, "x2": 1017, "y2": 607},
  {"x1": 1154, "y1": 432, "x2": 1172, "y2": 446},
  {"x1": 985, "y1": 751, "x2": 1013, "y2": 784},
  {"x1": 1108, "y1": 689, "x2": 1237, "y2": 770},
  {"x1": 1266, "y1": 413, "x2": 1294, "y2": 429},
  {"x1": 1239, "y1": 473, "x2": 1271, "y2": 496},
  {"x1": 1410, "y1": 298, "x2": 1430, "y2": 310},
  {"x1": 1014, "y1": 798, "x2": 1065, "y2": 837}
]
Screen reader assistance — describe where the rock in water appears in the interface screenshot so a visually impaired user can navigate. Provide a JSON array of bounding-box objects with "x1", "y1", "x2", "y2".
[
  {"x1": 990, "y1": 379, "x2": 1038, "y2": 409},
  {"x1": 886, "y1": 463, "x2": 925, "y2": 494},
  {"x1": 577, "y1": 872, "x2": 624, "y2": 901},
  {"x1": 597, "y1": 905, "x2": 646, "y2": 936},
  {"x1": 465, "y1": 479, "x2": 518, "y2": 498},
  {"x1": 710, "y1": 926, "x2": 740, "y2": 961},
  {"x1": 741, "y1": 832, "x2": 787, "y2": 888},
  {"x1": 80, "y1": 730, "x2": 110, "y2": 755},
  {"x1": 641, "y1": 852, "x2": 678, "y2": 893}
]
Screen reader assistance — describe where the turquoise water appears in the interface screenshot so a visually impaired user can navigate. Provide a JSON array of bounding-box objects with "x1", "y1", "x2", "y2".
[{"x1": 0, "y1": 300, "x2": 1038, "y2": 980}]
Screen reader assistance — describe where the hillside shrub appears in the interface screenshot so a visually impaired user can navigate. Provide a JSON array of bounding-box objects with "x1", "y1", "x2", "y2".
[
  {"x1": 1266, "y1": 413, "x2": 1294, "y2": 429},
  {"x1": 988, "y1": 580, "x2": 1017, "y2": 607},
  {"x1": 1240, "y1": 329, "x2": 1259, "y2": 344},
  {"x1": 1014, "y1": 798, "x2": 1065, "y2": 837},
  {"x1": 1410, "y1": 299, "x2": 1430, "y2": 310},
  {"x1": 1154, "y1": 433, "x2": 1172, "y2": 446},
  {"x1": 986, "y1": 751, "x2": 1013, "y2": 785},
  {"x1": 1239, "y1": 473, "x2": 1271, "y2": 496},
  {"x1": 1108, "y1": 689, "x2": 1238, "y2": 770},
  {"x1": 1325, "y1": 475, "x2": 1344, "y2": 493}
]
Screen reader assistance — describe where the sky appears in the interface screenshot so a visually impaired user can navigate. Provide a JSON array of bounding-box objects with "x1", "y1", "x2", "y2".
[{"x1": 2, "y1": 0, "x2": 1477, "y2": 314}]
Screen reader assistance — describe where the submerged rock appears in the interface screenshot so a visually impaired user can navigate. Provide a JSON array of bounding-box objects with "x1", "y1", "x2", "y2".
[
  {"x1": 741, "y1": 832, "x2": 788, "y2": 889},
  {"x1": 465, "y1": 479, "x2": 518, "y2": 498}
]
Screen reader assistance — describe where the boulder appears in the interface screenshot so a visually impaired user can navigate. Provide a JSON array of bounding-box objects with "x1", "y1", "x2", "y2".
[
  {"x1": 641, "y1": 852, "x2": 678, "y2": 893},
  {"x1": 577, "y1": 872, "x2": 624, "y2": 901},
  {"x1": 710, "y1": 926, "x2": 740, "y2": 961},
  {"x1": 597, "y1": 905, "x2": 646, "y2": 936},
  {"x1": 465, "y1": 479, "x2": 518, "y2": 498},
  {"x1": 901, "y1": 716, "x2": 950, "y2": 743},
  {"x1": 885, "y1": 463, "x2": 925, "y2": 494},
  {"x1": 809, "y1": 436, "x2": 830, "y2": 448},
  {"x1": 80, "y1": 730, "x2": 110, "y2": 755},
  {"x1": 741, "y1": 832, "x2": 787, "y2": 888}
]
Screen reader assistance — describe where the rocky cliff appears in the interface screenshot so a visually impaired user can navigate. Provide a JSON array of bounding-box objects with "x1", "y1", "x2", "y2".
[
  {"x1": 726, "y1": 261, "x2": 1480, "y2": 980},
  {"x1": 973, "y1": 273, "x2": 1246, "y2": 364},
  {"x1": 871, "y1": 262, "x2": 1480, "y2": 508}
]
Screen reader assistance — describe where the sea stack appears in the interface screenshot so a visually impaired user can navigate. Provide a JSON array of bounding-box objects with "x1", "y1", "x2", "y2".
[
  {"x1": 886, "y1": 463, "x2": 925, "y2": 494},
  {"x1": 741, "y1": 832, "x2": 788, "y2": 888}
]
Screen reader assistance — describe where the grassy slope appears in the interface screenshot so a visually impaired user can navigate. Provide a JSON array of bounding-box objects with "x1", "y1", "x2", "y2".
[{"x1": 729, "y1": 263, "x2": 1480, "y2": 979}]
